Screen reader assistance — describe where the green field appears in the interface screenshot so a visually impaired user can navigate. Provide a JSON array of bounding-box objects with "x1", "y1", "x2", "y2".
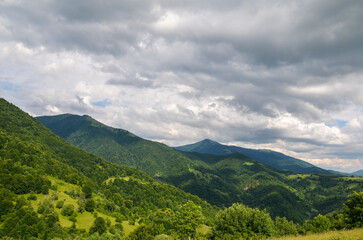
[{"x1": 26, "y1": 177, "x2": 117, "y2": 231}]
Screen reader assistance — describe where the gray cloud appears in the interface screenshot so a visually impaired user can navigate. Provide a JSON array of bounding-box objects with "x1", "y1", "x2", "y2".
[{"x1": 1, "y1": 0, "x2": 363, "y2": 172}]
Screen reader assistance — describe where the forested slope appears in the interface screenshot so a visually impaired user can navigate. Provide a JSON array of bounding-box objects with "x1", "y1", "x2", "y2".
[
  {"x1": 37, "y1": 114, "x2": 194, "y2": 178},
  {"x1": 0, "y1": 98, "x2": 215, "y2": 239},
  {"x1": 37, "y1": 113, "x2": 363, "y2": 224}
]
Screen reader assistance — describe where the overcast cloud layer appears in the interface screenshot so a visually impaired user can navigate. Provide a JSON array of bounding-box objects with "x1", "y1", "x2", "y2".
[{"x1": 1, "y1": 0, "x2": 363, "y2": 172}]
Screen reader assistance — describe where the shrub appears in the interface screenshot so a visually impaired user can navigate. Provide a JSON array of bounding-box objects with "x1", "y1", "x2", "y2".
[
  {"x1": 89, "y1": 217, "x2": 107, "y2": 235},
  {"x1": 85, "y1": 199, "x2": 96, "y2": 212},
  {"x1": 303, "y1": 214, "x2": 331, "y2": 233},
  {"x1": 274, "y1": 216, "x2": 297, "y2": 236},
  {"x1": 56, "y1": 200, "x2": 65, "y2": 209},
  {"x1": 61, "y1": 204, "x2": 74, "y2": 216},
  {"x1": 212, "y1": 203, "x2": 274, "y2": 239}
]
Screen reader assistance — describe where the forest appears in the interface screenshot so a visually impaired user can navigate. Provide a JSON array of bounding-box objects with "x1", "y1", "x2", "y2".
[{"x1": 0, "y1": 98, "x2": 363, "y2": 239}]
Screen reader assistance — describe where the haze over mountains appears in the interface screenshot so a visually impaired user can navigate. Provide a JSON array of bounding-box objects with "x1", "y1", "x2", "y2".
[
  {"x1": 353, "y1": 170, "x2": 363, "y2": 176},
  {"x1": 175, "y1": 139, "x2": 333, "y2": 175},
  {"x1": 37, "y1": 112, "x2": 363, "y2": 223}
]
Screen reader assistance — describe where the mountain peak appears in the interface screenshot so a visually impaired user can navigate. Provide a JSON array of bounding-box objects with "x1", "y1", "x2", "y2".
[{"x1": 200, "y1": 139, "x2": 220, "y2": 145}]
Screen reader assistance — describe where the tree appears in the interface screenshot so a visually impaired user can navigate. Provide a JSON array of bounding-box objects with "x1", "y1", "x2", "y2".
[
  {"x1": 212, "y1": 203, "x2": 274, "y2": 239},
  {"x1": 274, "y1": 216, "x2": 297, "y2": 237},
  {"x1": 302, "y1": 214, "x2": 331, "y2": 233},
  {"x1": 90, "y1": 217, "x2": 107, "y2": 235},
  {"x1": 85, "y1": 199, "x2": 96, "y2": 212},
  {"x1": 82, "y1": 184, "x2": 93, "y2": 199},
  {"x1": 343, "y1": 191, "x2": 363, "y2": 228},
  {"x1": 174, "y1": 201, "x2": 205, "y2": 239},
  {"x1": 37, "y1": 198, "x2": 54, "y2": 215},
  {"x1": 61, "y1": 204, "x2": 75, "y2": 216},
  {"x1": 128, "y1": 224, "x2": 164, "y2": 240}
]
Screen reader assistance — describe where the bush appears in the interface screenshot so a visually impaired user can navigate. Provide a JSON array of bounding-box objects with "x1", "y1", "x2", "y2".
[
  {"x1": 89, "y1": 217, "x2": 107, "y2": 235},
  {"x1": 27, "y1": 194, "x2": 37, "y2": 200},
  {"x1": 61, "y1": 204, "x2": 75, "y2": 216},
  {"x1": 85, "y1": 199, "x2": 96, "y2": 212},
  {"x1": 303, "y1": 214, "x2": 331, "y2": 233},
  {"x1": 274, "y1": 216, "x2": 297, "y2": 237},
  {"x1": 37, "y1": 198, "x2": 54, "y2": 215},
  {"x1": 212, "y1": 203, "x2": 274, "y2": 239},
  {"x1": 56, "y1": 200, "x2": 65, "y2": 209},
  {"x1": 128, "y1": 224, "x2": 164, "y2": 240}
]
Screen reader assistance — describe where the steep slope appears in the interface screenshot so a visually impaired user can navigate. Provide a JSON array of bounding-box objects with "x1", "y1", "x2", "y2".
[
  {"x1": 168, "y1": 151, "x2": 312, "y2": 223},
  {"x1": 37, "y1": 114, "x2": 194, "y2": 177},
  {"x1": 36, "y1": 113, "x2": 363, "y2": 224},
  {"x1": 0, "y1": 98, "x2": 215, "y2": 239},
  {"x1": 173, "y1": 151, "x2": 363, "y2": 223},
  {"x1": 175, "y1": 139, "x2": 331, "y2": 174}
]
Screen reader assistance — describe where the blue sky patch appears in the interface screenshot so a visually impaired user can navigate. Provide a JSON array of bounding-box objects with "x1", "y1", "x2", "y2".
[
  {"x1": 326, "y1": 119, "x2": 348, "y2": 128},
  {"x1": 336, "y1": 119, "x2": 348, "y2": 128},
  {"x1": 91, "y1": 99, "x2": 112, "y2": 108},
  {"x1": 0, "y1": 81, "x2": 20, "y2": 92}
]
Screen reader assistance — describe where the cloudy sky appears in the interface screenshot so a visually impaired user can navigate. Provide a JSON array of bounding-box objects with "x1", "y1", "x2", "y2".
[{"x1": 1, "y1": 0, "x2": 363, "y2": 172}]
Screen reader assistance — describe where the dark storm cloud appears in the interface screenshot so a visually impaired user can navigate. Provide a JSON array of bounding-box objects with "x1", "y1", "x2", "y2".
[
  {"x1": 1, "y1": 0, "x2": 363, "y2": 171},
  {"x1": 0, "y1": 0, "x2": 155, "y2": 55}
]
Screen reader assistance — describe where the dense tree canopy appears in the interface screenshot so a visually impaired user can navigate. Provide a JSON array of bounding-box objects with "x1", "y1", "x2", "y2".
[{"x1": 344, "y1": 191, "x2": 363, "y2": 228}]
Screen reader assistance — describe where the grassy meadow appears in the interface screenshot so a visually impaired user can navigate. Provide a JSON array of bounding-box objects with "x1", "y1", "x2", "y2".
[{"x1": 272, "y1": 228, "x2": 363, "y2": 240}]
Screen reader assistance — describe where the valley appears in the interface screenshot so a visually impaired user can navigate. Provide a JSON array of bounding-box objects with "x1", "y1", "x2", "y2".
[
  {"x1": 38, "y1": 113, "x2": 363, "y2": 224},
  {"x1": 0, "y1": 98, "x2": 362, "y2": 239}
]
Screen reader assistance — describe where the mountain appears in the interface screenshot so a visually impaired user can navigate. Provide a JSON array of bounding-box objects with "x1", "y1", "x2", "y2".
[
  {"x1": 37, "y1": 114, "x2": 194, "y2": 178},
  {"x1": 170, "y1": 150, "x2": 363, "y2": 223},
  {"x1": 0, "y1": 98, "x2": 215, "y2": 239},
  {"x1": 352, "y1": 170, "x2": 363, "y2": 176},
  {"x1": 168, "y1": 151, "x2": 312, "y2": 223},
  {"x1": 175, "y1": 139, "x2": 331, "y2": 174},
  {"x1": 36, "y1": 113, "x2": 363, "y2": 224}
]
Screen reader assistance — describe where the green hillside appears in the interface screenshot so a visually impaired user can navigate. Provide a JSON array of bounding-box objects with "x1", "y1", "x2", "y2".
[
  {"x1": 37, "y1": 114, "x2": 194, "y2": 178},
  {"x1": 0, "y1": 98, "x2": 215, "y2": 239},
  {"x1": 175, "y1": 139, "x2": 332, "y2": 174},
  {"x1": 172, "y1": 151, "x2": 363, "y2": 224},
  {"x1": 36, "y1": 113, "x2": 363, "y2": 224},
  {"x1": 353, "y1": 170, "x2": 363, "y2": 176}
]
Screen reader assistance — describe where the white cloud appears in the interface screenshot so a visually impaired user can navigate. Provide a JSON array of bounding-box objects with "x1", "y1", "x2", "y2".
[
  {"x1": 1, "y1": 0, "x2": 363, "y2": 172},
  {"x1": 304, "y1": 158, "x2": 363, "y2": 173}
]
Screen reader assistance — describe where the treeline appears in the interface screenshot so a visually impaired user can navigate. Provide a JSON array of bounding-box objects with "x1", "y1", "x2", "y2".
[
  {"x1": 1, "y1": 189, "x2": 357, "y2": 239},
  {"x1": 210, "y1": 191, "x2": 363, "y2": 239}
]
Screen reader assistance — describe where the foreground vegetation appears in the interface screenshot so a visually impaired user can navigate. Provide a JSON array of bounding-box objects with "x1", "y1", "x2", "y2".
[{"x1": 271, "y1": 228, "x2": 363, "y2": 240}]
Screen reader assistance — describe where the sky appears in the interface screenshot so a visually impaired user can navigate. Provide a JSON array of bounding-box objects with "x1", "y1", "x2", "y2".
[{"x1": 1, "y1": 0, "x2": 363, "y2": 173}]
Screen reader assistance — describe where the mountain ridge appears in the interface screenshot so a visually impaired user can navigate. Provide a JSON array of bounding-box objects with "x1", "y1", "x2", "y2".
[
  {"x1": 37, "y1": 114, "x2": 195, "y2": 178},
  {"x1": 352, "y1": 169, "x2": 363, "y2": 176},
  {"x1": 36, "y1": 113, "x2": 363, "y2": 224},
  {"x1": 0, "y1": 98, "x2": 216, "y2": 239},
  {"x1": 175, "y1": 139, "x2": 332, "y2": 174}
]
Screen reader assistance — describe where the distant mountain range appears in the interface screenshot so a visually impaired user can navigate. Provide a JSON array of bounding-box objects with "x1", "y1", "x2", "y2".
[
  {"x1": 352, "y1": 170, "x2": 363, "y2": 176},
  {"x1": 36, "y1": 113, "x2": 363, "y2": 223},
  {"x1": 175, "y1": 139, "x2": 332, "y2": 175}
]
